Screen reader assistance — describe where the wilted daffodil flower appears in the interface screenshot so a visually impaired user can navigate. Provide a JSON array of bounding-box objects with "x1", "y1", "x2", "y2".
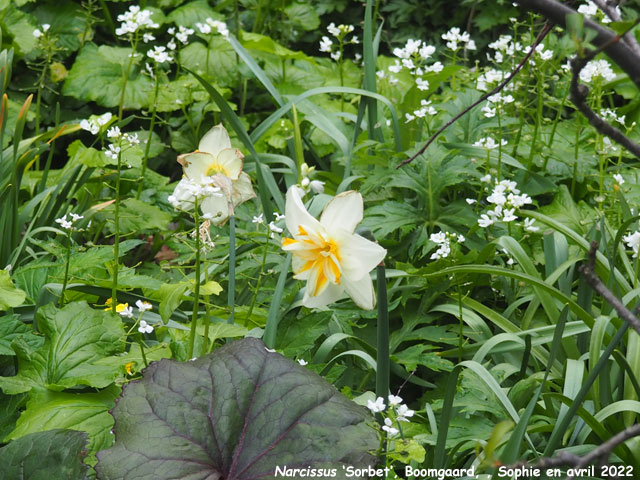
[
  {"x1": 177, "y1": 124, "x2": 255, "y2": 225},
  {"x1": 281, "y1": 186, "x2": 386, "y2": 310}
]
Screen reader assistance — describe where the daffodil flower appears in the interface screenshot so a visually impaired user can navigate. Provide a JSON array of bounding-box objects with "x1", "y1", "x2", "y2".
[
  {"x1": 281, "y1": 187, "x2": 386, "y2": 310},
  {"x1": 177, "y1": 124, "x2": 255, "y2": 225}
]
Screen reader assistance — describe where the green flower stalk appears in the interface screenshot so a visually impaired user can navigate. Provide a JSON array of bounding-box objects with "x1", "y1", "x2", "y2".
[{"x1": 54, "y1": 213, "x2": 83, "y2": 307}]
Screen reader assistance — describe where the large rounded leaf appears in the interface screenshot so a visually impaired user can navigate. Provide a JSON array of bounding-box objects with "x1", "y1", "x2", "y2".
[{"x1": 96, "y1": 338, "x2": 377, "y2": 479}]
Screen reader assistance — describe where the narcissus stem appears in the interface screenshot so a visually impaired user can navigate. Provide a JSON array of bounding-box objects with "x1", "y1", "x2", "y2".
[
  {"x1": 375, "y1": 262, "x2": 389, "y2": 403},
  {"x1": 187, "y1": 198, "x2": 201, "y2": 360},
  {"x1": 227, "y1": 215, "x2": 236, "y2": 324}
]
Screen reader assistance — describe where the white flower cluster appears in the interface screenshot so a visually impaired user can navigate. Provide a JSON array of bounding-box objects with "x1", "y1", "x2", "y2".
[
  {"x1": 367, "y1": 395, "x2": 415, "y2": 437},
  {"x1": 80, "y1": 112, "x2": 113, "y2": 135},
  {"x1": 299, "y1": 163, "x2": 325, "y2": 195},
  {"x1": 579, "y1": 59, "x2": 616, "y2": 83},
  {"x1": 33, "y1": 24, "x2": 50, "y2": 38},
  {"x1": 600, "y1": 108, "x2": 626, "y2": 126},
  {"x1": 476, "y1": 177, "x2": 537, "y2": 231},
  {"x1": 578, "y1": 1, "x2": 620, "y2": 23},
  {"x1": 168, "y1": 176, "x2": 223, "y2": 211},
  {"x1": 482, "y1": 92, "x2": 514, "y2": 118},
  {"x1": 473, "y1": 137, "x2": 507, "y2": 150},
  {"x1": 613, "y1": 173, "x2": 625, "y2": 185},
  {"x1": 476, "y1": 68, "x2": 511, "y2": 92},
  {"x1": 167, "y1": 25, "x2": 194, "y2": 50},
  {"x1": 523, "y1": 43, "x2": 553, "y2": 63},
  {"x1": 430, "y1": 231, "x2": 465, "y2": 260},
  {"x1": 487, "y1": 34, "x2": 523, "y2": 64},
  {"x1": 441, "y1": 27, "x2": 476, "y2": 51},
  {"x1": 319, "y1": 22, "x2": 358, "y2": 61},
  {"x1": 624, "y1": 231, "x2": 640, "y2": 258},
  {"x1": 147, "y1": 45, "x2": 173, "y2": 64},
  {"x1": 103, "y1": 128, "x2": 140, "y2": 163},
  {"x1": 195, "y1": 18, "x2": 229, "y2": 37},
  {"x1": 115, "y1": 6, "x2": 158, "y2": 37},
  {"x1": 405, "y1": 99, "x2": 438, "y2": 123},
  {"x1": 388, "y1": 39, "x2": 442, "y2": 91},
  {"x1": 55, "y1": 213, "x2": 83, "y2": 231}
]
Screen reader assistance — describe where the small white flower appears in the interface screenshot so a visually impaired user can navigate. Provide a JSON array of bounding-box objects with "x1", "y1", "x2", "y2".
[
  {"x1": 623, "y1": 231, "x2": 640, "y2": 258},
  {"x1": 143, "y1": 32, "x2": 155, "y2": 43},
  {"x1": 382, "y1": 418, "x2": 399, "y2": 436},
  {"x1": 268, "y1": 221, "x2": 283, "y2": 234},
  {"x1": 367, "y1": 396, "x2": 386, "y2": 413},
  {"x1": 138, "y1": 319, "x2": 154, "y2": 333},
  {"x1": 274, "y1": 212, "x2": 286, "y2": 221},
  {"x1": 80, "y1": 119, "x2": 99, "y2": 135},
  {"x1": 502, "y1": 208, "x2": 518, "y2": 222},
  {"x1": 136, "y1": 300, "x2": 152, "y2": 312},
  {"x1": 69, "y1": 213, "x2": 83, "y2": 222},
  {"x1": 478, "y1": 214, "x2": 494, "y2": 228},
  {"x1": 396, "y1": 404, "x2": 415, "y2": 422},
  {"x1": 614, "y1": 173, "x2": 625, "y2": 185},
  {"x1": 466, "y1": 198, "x2": 477, "y2": 205},
  {"x1": 388, "y1": 394, "x2": 403, "y2": 406},
  {"x1": 119, "y1": 306, "x2": 134, "y2": 318},
  {"x1": 309, "y1": 180, "x2": 325, "y2": 194},
  {"x1": 297, "y1": 359, "x2": 308, "y2": 366},
  {"x1": 107, "y1": 126, "x2": 121, "y2": 139},
  {"x1": 33, "y1": 29, "x2": 43, "y2": 38},
  {"x1": 524, "y1": 217, "x2": 539, "y2": 232},
  {"x1": 55, "y1": 215, "x2": 73, "y2": 230},
  {"x1": 480, "y1": 174, "x2": 492, "y2": 183},
  {"x1": 252, "y1": 213, "x2": 264, "y2": 224},
  {"x1": 42, "y1": 24, "x2": 50, "y2": 32}
]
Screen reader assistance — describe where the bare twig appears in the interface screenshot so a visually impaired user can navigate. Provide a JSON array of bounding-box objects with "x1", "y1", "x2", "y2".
[
  {"x1": 569, "y1": 18, "x2": 640, "y2": 160},
  {"x1": 396, "y1": 22, "x2": 552, "y2": 168},
  {"x1": 516, "y1": 0, "x2": 640, "y2": 88},
  {"x1": 591, "y1": 0, "x2": 640, "y2": 56},
  {"x1": 579, "y1": 241, "x2": 640, "y2": 336}
]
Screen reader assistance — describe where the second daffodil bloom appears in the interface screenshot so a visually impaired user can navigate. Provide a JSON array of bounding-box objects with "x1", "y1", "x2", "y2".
[
  {"x1": 177, "y1": 124, "x2": 255, "y2": 225},
  {"x1": 281, "y1": 187, "x2": 386, "y2": 310}
]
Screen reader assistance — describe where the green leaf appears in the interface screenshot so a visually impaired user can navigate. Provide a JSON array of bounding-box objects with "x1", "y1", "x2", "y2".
[
  {"x1": 158, "y1": 282, "x2": 190, "y2": 323},
  {"x1": 276, "y1": 311, "x2": 330, "y2": 357},
  {"x1": 96, "y1": 338, "x2": 378, "y2": 479},
  {"x1": 178, "y1": 39, "x2": 238, "y2": 86},
  {"x1": 0, "y1": 270, "x2": 27, "y2": 310},
  {"x1": 388, "y1": 438, "x2": 426, "y2": 464},
  {"x1": 95, "y1": 198, "x2": 171, "y2": 234},
  {"x1": 391, "y1": 344, "x2": 454, "y2": 372},
  {"x1": 166, "y1": 0, "x2": 217, "y2": 27},
  {"x1": 62, "y1": 43, "x2": 153, "y2": 110},
  {"x1": 0, "y1": 314, "x2": 42, "y2": 355},
  {"x1": 284, "y1": 3, "x2": 320, "y2": 31},
  {"x1": 199, "y1": 280, "x2": 222, "y2": 296},
  {"x1": 6, "y1": 386, "x2": 120, "y2": 463},
  {"x1": 0, "y1": 302, "x2": 125, "y2": 394},
  {"x1": 67, "y1": 139, "x2": 107, "y2": 168},
  {"x1": 0, "y1": 429, "x2": 89, "y2": 480}
]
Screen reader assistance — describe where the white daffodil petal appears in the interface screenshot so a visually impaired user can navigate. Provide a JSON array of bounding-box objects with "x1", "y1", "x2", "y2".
[
  {"x1": 335, "y1": 230, "x2": 386, "y2": 281},
  {"x1": 201, "y1": 193, "x2": 230, "y2": 226},
  {"x1": 303, "y1": 282, "x2": 343, "y2": 309},
  {"x1": 343, "y1": 273, "x2": 376, "y2": 310},
  {"x1": 179, "y1": 152, "x2": 216, "y2": 180},
  {"x1": 284, "y1": 186, "x2": 322, "y2": 237},
  {"x1": 198, "y1": 123, "x2": 232, "y2": 158},
  {"x1": 231, "y1": 172, "x2": 256, "y2": 207},
  {"x1": 216, "y1": 148, "x2": 243, "y2": 180},
  {"x1": 320, "y1": 190, "x2": 363, "y2": 233}
]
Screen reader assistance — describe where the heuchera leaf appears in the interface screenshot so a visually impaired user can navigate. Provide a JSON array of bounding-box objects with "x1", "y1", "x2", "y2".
[
  {"x1": 0, "y1": 302, "x2": 126, "y2": 394},
  {"x1": 96, "y1": 338, "x2": 378, "y2": 479},
  {"x1": 0, "y1": 428, "x2": 89, "y2": 480}
]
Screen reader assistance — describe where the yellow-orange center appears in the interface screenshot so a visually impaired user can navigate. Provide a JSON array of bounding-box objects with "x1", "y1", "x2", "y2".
[{"x1": 283, "y1": 226, "x2": 342, "y2": 296}]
